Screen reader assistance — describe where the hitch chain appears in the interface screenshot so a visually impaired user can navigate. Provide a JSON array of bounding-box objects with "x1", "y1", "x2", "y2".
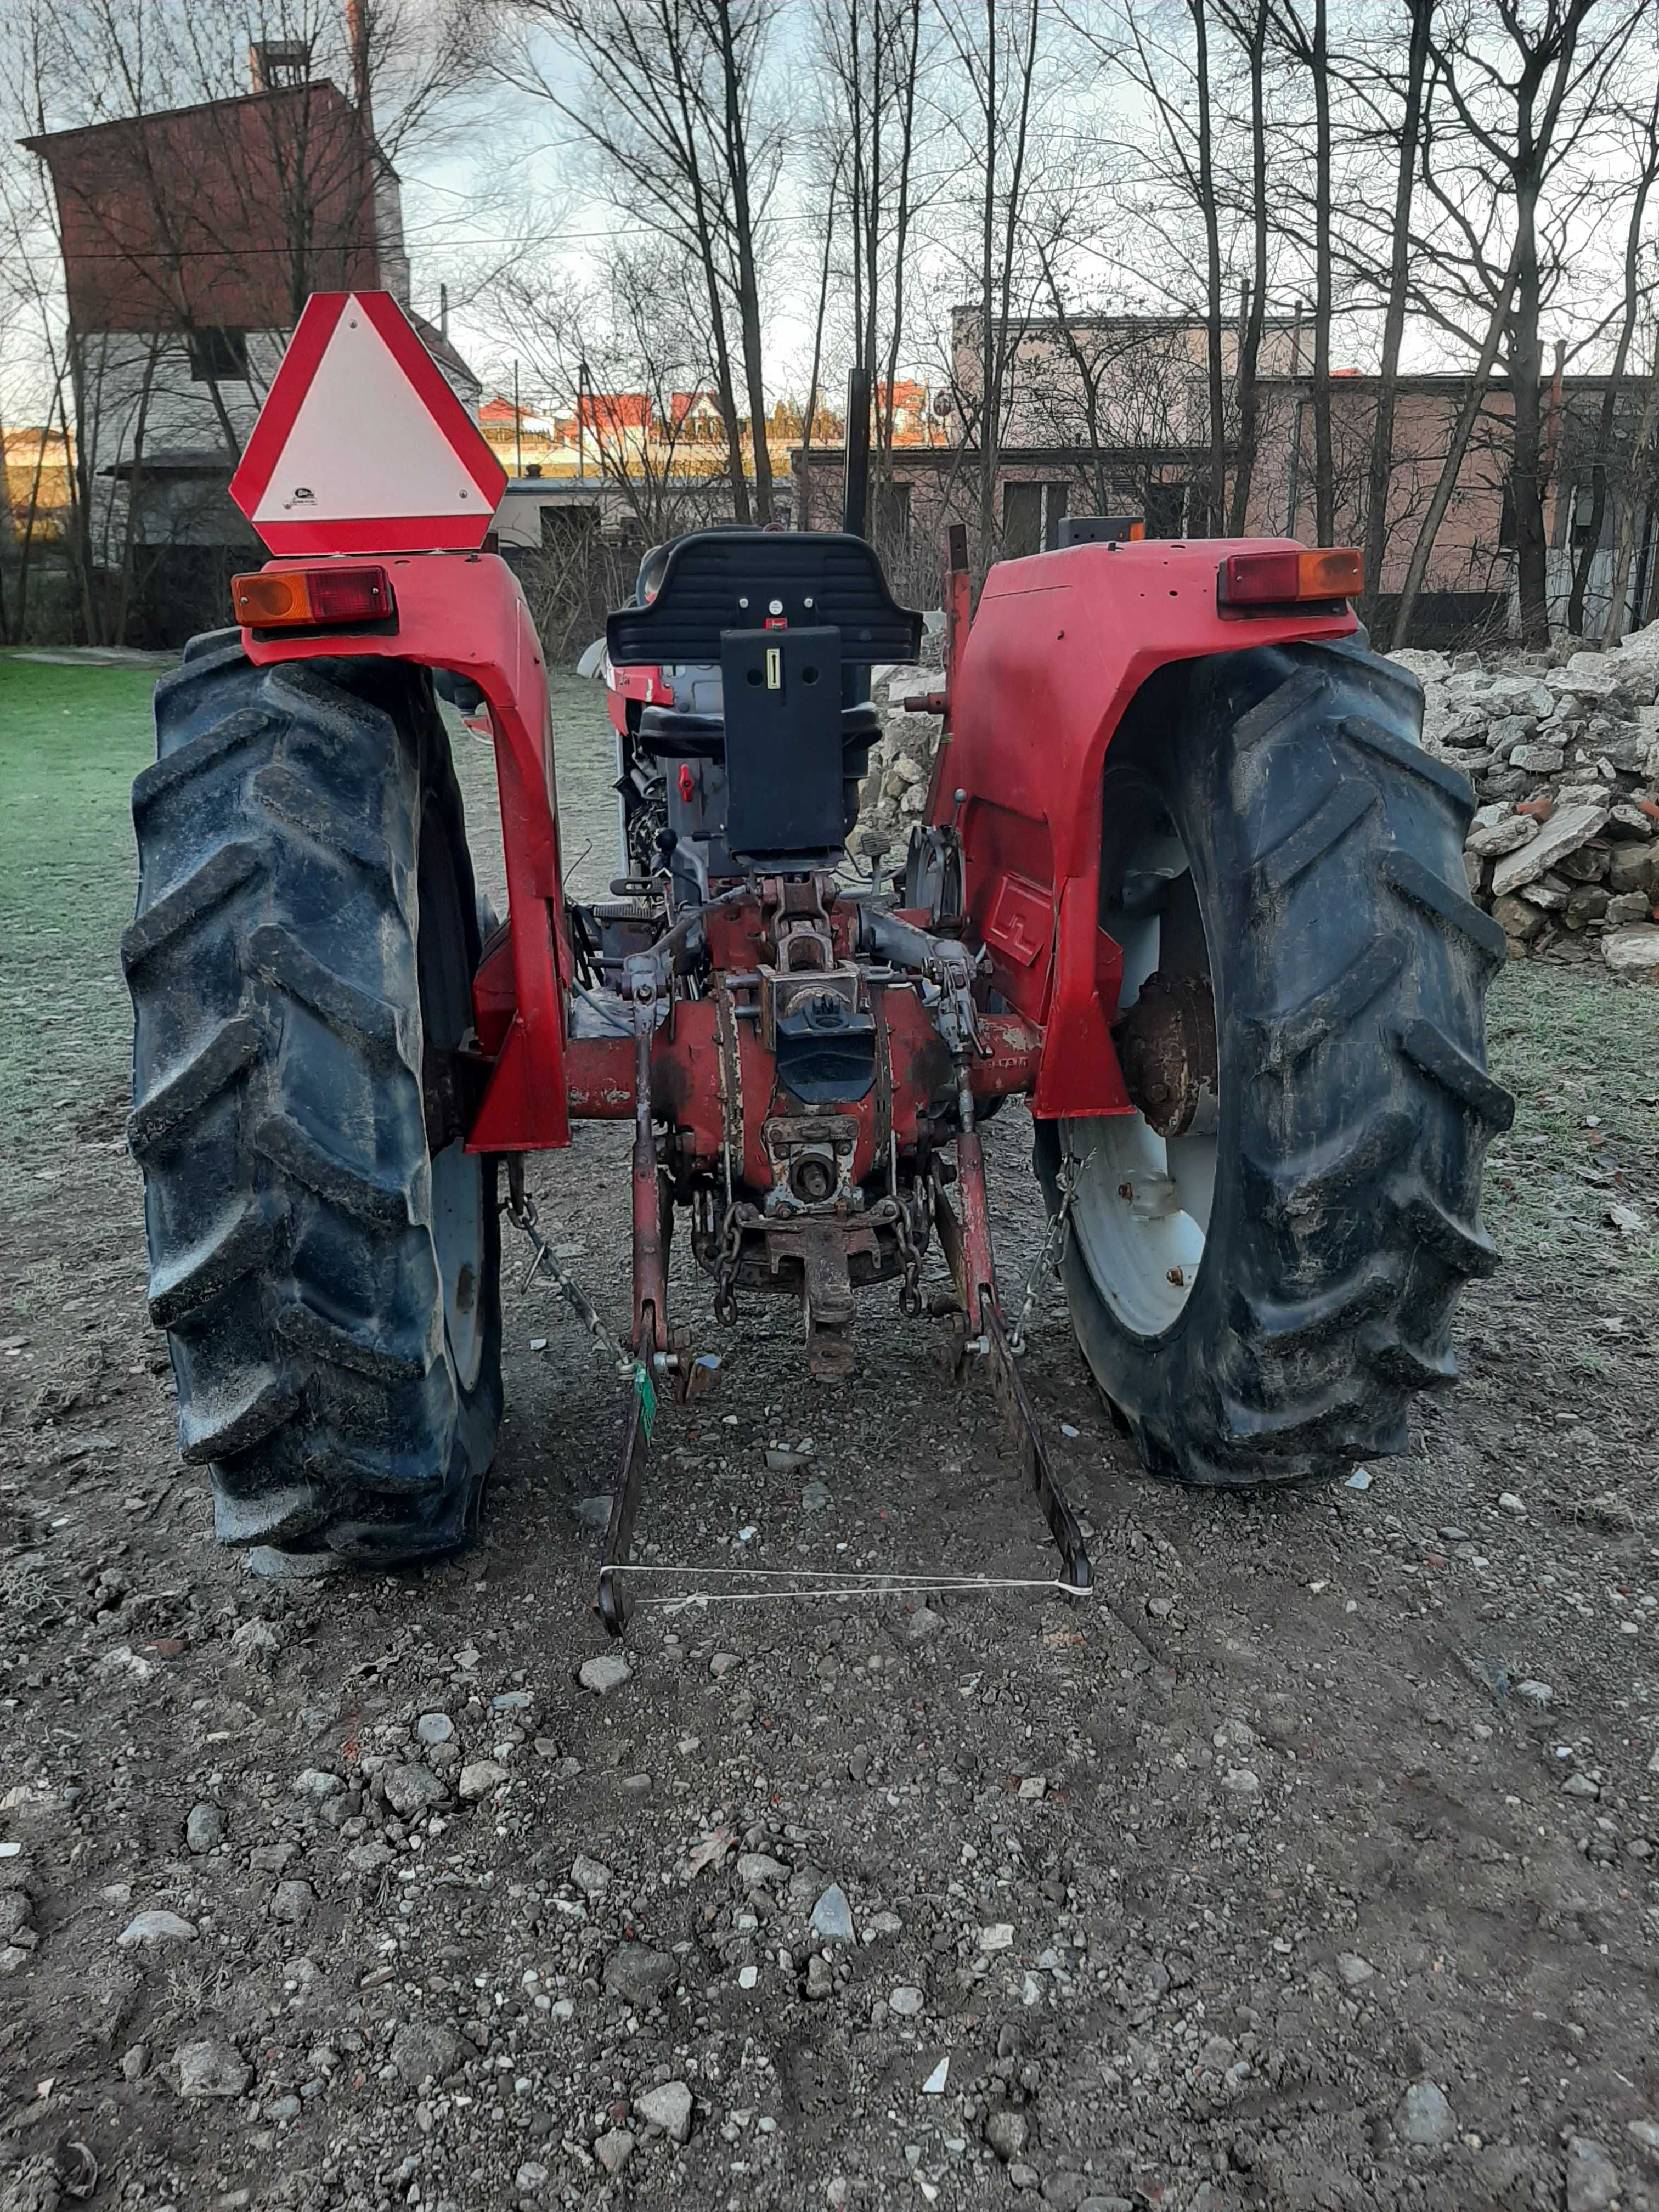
[
  {"x1": 503, "y1": 1171, "x2": 632, "y2": 1376},
  {"x1": 1008, "y1": 1138, "x2": 1079, "y2": 1357},
  {"x1": 892, "y1": 1176, "x2": 928, "y2": 1318},
  {"x1": 712, "y1": 1202, "x2": 743, "y2": 1325}
]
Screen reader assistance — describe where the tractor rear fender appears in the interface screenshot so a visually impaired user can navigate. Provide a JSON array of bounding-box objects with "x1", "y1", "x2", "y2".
[
  {"x1": 238, "y1": 550, "x2": 571, "y2": 1151},
  {"x1": 933, "y1": 538, "x2": 1358, "y2": 1120}
]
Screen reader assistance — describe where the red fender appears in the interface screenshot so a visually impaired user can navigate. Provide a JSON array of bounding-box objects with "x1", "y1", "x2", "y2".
[
  {"x1": 239, "y1": 551, "x2": 571, "y2": 1150},
  {"x1": 932, "y1": 538, "x2": 1358, "y2": 1119}
]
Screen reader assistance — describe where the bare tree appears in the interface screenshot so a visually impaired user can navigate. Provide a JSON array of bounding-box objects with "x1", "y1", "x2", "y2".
[
  {"x1": 7, "y1": 0, "x2": 478, "y2": 642},
  {"x1": 1565, "y1": 80, "x2": 1659, "y2": 634},
  {"x1": 1220, "y1": 0, "x2": 1269, "y2": 534},
  {"x1": 1602, "y1": 321, "x2": 1659, "y2": 644},
  {"x1": 933, "y1": 0, "x2": 1045, "y2": 576},
  {"x1": 1098, "y1": 2, "x2": 1228, "y2": 533},
  {"x1": 1270, "y1": 0, "x2": 1333, "y2": 540},
  {"x1": 1422, "y1": 1, "x2": 1641, "y2": 646},
  {"x1": 495, "y1": 0, "x2": 781, "y2": 522},
  {"x1": 1355, "y1": 0, "x2": 1435, "y2": 639}
]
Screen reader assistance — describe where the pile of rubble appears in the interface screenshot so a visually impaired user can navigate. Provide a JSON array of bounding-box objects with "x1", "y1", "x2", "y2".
[
  {"x1": 853, "y1": 654, "x2": 946, "y2": 867},
  {"x1": 1396, "y1": 624, "x2": 1659, "y2": 977},
  {"x1": 856, "y1": 625, "x2": 1659, "y2": 980},
  {"x1": 851, "y1": 676, "x2": 938, "y2": 864}
]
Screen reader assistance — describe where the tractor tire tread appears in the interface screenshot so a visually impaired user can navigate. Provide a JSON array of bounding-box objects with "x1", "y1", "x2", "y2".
[
  {"x1": 126, "y1": 644, "x2": 500, "y2": 1562},
  {"x1": 1043, "y1": 638, "x2": 1510, "y2": 1490}
]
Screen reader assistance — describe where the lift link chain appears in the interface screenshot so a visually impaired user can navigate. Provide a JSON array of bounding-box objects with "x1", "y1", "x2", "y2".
[
  {"x1": 893, "y1": 1181, "x2": 927, "y2": 1318},
  {"x1": 503, "y1": 1171, "x2": 634, "y2": 1376},
  {"x1": 712, "y1": 1201, "x2": 744, "y2": 1325},
  {"x1": 1008, "y1": 1138, "x2": 1079, "y2": 1357}
]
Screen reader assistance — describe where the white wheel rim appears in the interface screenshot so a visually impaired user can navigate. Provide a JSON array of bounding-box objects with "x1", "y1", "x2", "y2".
[
  {"x1": 431, "y1": 1138, "x2": 485, "y2": 1390},
  {"x1": 1062, "y1": 815, "x2": 1215, "y2": 1341}
]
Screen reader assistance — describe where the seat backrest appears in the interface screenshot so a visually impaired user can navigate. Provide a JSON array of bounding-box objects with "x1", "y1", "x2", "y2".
[
  {"x1": 721, "y1": 626, "x2": 846, "y2": 860},
  {"x1": 606, "y1": 529, "x2": 922, "y2": 668}
]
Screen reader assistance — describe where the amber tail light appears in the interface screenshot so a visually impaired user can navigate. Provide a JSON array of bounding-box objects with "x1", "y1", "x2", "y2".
[
  {"x1": 232, "y1": 565, "x2": 394, "y2": 628},
  {"x1": 1217, "y1": 548, "x2": 1363, "y2": 608}
]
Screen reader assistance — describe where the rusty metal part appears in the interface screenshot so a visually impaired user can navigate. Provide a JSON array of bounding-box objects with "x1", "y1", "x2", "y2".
[
  {"x1": 1114, "y1": 972, "x2": 1217, "y2": 1137},
  {"x1": 930, "y1": 1165, "x2": 1094, "y2": 1603},
  {"x1": 983, "y1": 1306, "x2": 1094, "y2": 1599},
  {"x1": 760, "y1": 1214, "x2": 877, "y2": 1376},
  {"x1": 629, "y1": 1023, "x2": 668, "y2": 1355},
  {"x1": 597, "y1": 1370, "x2": 653, "y2": 1635},
  {"x1": 761, "y1": 1113, "x2": 860, "y2": 1212}
]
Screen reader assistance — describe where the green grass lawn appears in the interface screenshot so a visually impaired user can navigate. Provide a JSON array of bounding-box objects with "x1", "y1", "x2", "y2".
[
  {"x1": 2, "y1": 651, "x2": 1656, "y2": 1290},
  {"x1": 0, "y1": 656, "x2": 160, "y2": 1173}
]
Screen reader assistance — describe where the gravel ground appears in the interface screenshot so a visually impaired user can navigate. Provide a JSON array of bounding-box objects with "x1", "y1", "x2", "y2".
[{"x1": 2, "y1": 674, "x2": 1659, "y2": 2212}]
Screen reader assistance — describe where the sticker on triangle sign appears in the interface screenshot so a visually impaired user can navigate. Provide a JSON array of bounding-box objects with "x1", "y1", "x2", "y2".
[{"x1": 229, "y1": 291, "x2": 507, "y2": 556}]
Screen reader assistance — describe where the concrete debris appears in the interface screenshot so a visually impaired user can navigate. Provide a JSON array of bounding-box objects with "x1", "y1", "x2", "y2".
[
  {"x1": 1393, "y1": 2079, "x2": 1458, "y2": 2146},
  {"x1": 117, "y1": 1909, "x2": 196, "y2": 1948},
  {"x1": 603, "y1": 1944, "x2": 678, "y2": 2006},
  {"x1": 810, "y1": 1884, "x2": 855, "y2": 1943},
  {"x1": 634, "y1": 2078, "x2": 694, "y2": 2143},
  {"x1": 1395, "y1": 632, "x2": 1659, "y2": 973},
  {"x1": 594, "y1": 2126, "x2": 635, "y2": 2175},
  {"x1": 174, "y1": 2038, "x2": 251, "y2": 2098},
  {"x1": 1565, "y1": 2136, "x2": 1621, "y2": 2212}
]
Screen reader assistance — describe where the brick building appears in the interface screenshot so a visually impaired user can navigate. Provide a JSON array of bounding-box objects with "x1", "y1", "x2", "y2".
[
  {"x1": 796, "y1": 307, "x2": 1659, "y2": 644},
  {"x1": 24, "y1": 47, "x2": 479, "y2": 644}
]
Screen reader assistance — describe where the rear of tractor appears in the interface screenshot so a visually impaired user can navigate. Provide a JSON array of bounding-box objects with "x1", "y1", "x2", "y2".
[{"x1": 122, "y1": 291, "x2": 1512, "y2": 1618}]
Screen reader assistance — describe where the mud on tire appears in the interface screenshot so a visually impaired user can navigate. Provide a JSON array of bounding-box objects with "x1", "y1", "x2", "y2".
[
  {"x1": 1036, "y1": 637, "x2": 1514, "y2": 1488},
  {"x1": 124, "y1": 639, "x2": 503, "y2": 1566}
]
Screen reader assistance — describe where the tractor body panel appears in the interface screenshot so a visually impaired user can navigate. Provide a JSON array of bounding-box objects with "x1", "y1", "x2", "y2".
[
  {"x1": 239, "y1": 550, "x2": 573, "y2": 1151},
  {"x1": 932, "y1": 537, "x2": 1358, "y2": 1119}
]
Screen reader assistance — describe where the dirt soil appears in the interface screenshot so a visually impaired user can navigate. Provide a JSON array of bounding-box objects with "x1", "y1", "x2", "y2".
[{"x1": 3, "y1": 654, "x2": 1659, "y2": 2212}]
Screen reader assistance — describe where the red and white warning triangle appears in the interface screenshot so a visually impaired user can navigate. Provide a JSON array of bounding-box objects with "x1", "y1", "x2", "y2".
[{"x1": 230, "y1": 291, "x2": 506, "y2": 555}]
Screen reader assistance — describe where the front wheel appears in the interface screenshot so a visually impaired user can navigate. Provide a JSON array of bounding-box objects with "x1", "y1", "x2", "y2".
[{"x1": 1036, "y1": 638, "x2": 1513, "y2": 1489}]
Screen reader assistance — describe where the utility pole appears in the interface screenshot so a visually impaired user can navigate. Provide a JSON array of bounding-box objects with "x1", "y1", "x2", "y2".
[{"x1": 513, "y1": 359, "x2": 523, "y2": 479}]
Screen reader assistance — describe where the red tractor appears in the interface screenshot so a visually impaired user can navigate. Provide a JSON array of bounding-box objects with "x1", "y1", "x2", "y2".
[{"x1": 123, "y1": 293, "x2": 1511, "y2": 1627}]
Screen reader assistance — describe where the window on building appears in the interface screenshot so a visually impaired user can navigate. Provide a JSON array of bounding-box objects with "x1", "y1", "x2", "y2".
[
  {"x1": 250, "y1": 40, "x2": 312, "y2": 88},
  {"x1": 188, "y1": 328, "x2": 249, "y2": 382},
  {"x1": 1002, "y1": 480, "x2": 1069, "y2": 558}
]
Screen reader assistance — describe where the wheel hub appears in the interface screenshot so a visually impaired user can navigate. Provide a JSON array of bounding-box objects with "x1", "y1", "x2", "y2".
[{"x1": 1115, "y1": 972, "x2": 1217, "y2": 1137}]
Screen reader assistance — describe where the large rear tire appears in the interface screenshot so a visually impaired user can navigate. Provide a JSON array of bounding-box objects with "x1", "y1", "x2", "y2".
[
  {"x1": 124, "y1": 639, "x2": 503, "y2": 1567},
  {"x1": 1036, "y1": 637, "x2": 1513, "y2": 1488}
]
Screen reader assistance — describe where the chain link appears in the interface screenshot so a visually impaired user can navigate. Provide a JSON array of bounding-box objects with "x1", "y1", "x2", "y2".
[
  {"x1": 893, "y1": 1181, "x2": 927, "y2": 1317},
  {"x1": 502, "y1": 1178, "x2": 633, "y2": 1374},
  {"x1": 712, "y1": 1201, "x2": 743, "y2": 1325},
  {"x1": 1008, "y1": 1138, "x2": 1078, "y2": 1356}
]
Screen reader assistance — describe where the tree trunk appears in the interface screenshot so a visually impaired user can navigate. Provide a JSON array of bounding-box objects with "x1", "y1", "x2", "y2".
[
  {"x1": 1361, "y1": 0, "x2": 1432, "y2": 641},
  {"x1": 1566, "y1": 92, "x2": 1657, "y2": 634},
  {"x1": 1226, "y1": 0, "x2": 1269, "y2": 535},
  {"x1": 1603, "y1": 330, "x2": 1659, "y2": 645},
  {"x1": 1310, "y1": 0, "x2": 1333, "y2": 543},
  {"x1": 1509, "y1": 173, "x2": 1551, "y2": 648},
  {"x1": 1393, "y1": 241, "x2": 1522, "y2": 648},
  {"x1": 798, "y1": 163, "x2": 839, "y2": 533},
  {"x1": 878, "y1": 2, "x2": 922, "y2": 470},
  {"x1": 1193, "y1": 0, "x2": 1226, "y2": 535},
  {"x1": 711, "y1": 0, "x2": 773, "y2": 522},
  {"x1": 977, "y1": 0, "x2": 999, "y2": 571}
]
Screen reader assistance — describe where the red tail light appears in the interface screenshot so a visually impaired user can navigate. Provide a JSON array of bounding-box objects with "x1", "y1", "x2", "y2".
[
  {"x1": 232, "y1": 565, "x2": 394, "y2": 628},
  {"x1": 1217, "y1": 547, "x2": 1363, "y2": 609}
]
